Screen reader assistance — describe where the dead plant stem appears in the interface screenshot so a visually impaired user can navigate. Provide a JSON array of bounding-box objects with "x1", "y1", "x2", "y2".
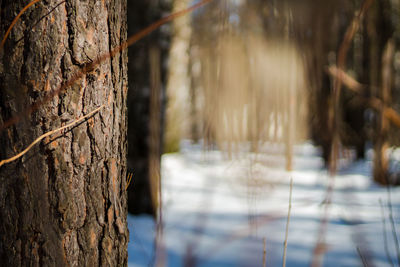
[
  {"x1": 379, "y1": 198, "x2": 394, "y2": 267},
  {"x1": 263, "y1": 237, "x2": 267, "y2": 267},
  {"x1": 357, "y1": 247, "x2": 369, "y2": 267},
  {"x1": 386, "y1": 184, "x2": 400, "y2": 265},
  {"x1": 282, "y1": 177, "x2": 293, "y2": 267}
]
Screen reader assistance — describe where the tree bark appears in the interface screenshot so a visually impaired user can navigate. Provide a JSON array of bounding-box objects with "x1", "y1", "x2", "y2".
[{"x1": 0, "y1": 0, "x2": 128, "y2": 265}]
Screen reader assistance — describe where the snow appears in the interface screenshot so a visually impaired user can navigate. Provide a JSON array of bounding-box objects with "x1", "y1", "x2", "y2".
[{"x1": 128, "y1": 141, "x2": 400, "y2": 267}]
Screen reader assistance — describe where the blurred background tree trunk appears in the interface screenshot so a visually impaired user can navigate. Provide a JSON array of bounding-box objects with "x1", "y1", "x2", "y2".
[
  {"x1": 165, "y1": 0, "x2": 192, "y2": 153},
  {"x1": 368, "y1": 0, "x2": 394, "y2": 184},
  {"x1": 127, "y1": 0, "x2": 170, "y2": 216},
  {"x1": 0, "y1": 0, "x2": 128, "y2": 265}
]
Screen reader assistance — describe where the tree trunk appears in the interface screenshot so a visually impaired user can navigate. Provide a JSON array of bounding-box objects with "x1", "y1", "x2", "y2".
[
  {"x1": 165, "y1": 0, "x2": 192, "y2": 153},
  {"x1": 126, "y1": 0, "x2": 169, "y2": 216},
  {"x1": 0, "y1": 0, "x2": 128, "y2": 265},
  {"x1": 367, "y1": 0, "x2": 394, "y2": 184},
  {"x1": 374, "y1": 40, "x2": 394, "y2": 184},
  {"x1": 288, "y1": 0, "x2": 341, "y2": 167}
]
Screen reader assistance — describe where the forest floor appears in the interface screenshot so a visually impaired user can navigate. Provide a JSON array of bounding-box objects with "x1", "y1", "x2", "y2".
[{"x1": 128, "y1": 141, "x2": 400, "y2": 267}]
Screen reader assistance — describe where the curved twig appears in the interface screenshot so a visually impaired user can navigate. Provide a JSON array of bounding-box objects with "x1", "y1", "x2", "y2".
[
  {"x1": 15, "y1": 0, "x2": 66, "y2": 45},
  {"x1": 0, "y1": 0, "x2": 214, "y2": 132},
  {"x1": 0, "y1": 104, "x2": 104, "y2": 168},
  {"x1": 0, "y1": 0, "x2": 42, "y2": 49}
]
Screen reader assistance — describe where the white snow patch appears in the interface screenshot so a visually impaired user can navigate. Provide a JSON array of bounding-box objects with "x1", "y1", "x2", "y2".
[{"x1": 128, "y1": 142, "x2": 400, "y2": 267}]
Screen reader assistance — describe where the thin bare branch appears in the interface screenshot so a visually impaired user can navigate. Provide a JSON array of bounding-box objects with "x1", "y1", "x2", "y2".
[
  {"x1": 0, "y1": 0, "x2": 42, "y2": 49},
  {"x1": 15, "y1": 0, "x2": 66, "y2": 45},
  {"x1": 330, "y1": 0, "x2": 374, "y2": 173},
  {"x1": 0, "y1": 0, "x2": 214, "y2": 133},
  {"x1": 0, "y1": 105, "x2": 104, "y2": 168},
  {"x1": 383, "y1": 108, "x2": 400, "y2": 128},
  {"x1": 326, "y1": 66, "x2": 364, "y2": 93},
  {"x1": 326, "y1": 61, "x2": 400, "y2": 129},
  {"x1": 326, "y1": 63, "x2": 400, "y2": 129}
]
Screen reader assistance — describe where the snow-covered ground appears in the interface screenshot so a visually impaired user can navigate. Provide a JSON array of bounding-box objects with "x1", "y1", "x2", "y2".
[{"x1": 128, "y1": 141, "x2": 400, "y2": 267}]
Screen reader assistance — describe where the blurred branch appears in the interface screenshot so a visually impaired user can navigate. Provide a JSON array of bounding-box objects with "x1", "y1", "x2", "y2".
[
  {"x1": 331, "y1": 0, "x2": 374, "y2": 171},
  {"x1": 335, "y1": 0, "x2": 375, "y2": 82},
  {"x1": 0, "y1": 0, "x2": 41, "y2": 49},
  {"x1": 326, "y1": 65, "x2": 400, "y2": 129},
  {"x1": 313, "y1": 0, "x2": 374, "y2": 257},
  {"x1": 383, "y1": 108, "x2": 400, "y2": 128},
  {"x1": 15, "y1": 0, "x2": 66, "y2": 45},
  {"x1": 326, "y1": 66, "x2": 364, "y2": 93},
  {"x1": 0, "y1": 0, "x2": 214, "y2": 133}
]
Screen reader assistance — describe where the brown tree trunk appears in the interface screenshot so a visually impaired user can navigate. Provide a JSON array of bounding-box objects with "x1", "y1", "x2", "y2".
[
  {"x1": 289, "y1": 0, "x2": 341, "y2": 167},
  {"x1": 0, "y1": 0, "x2": 128, "y2": 265},
  {"x1": 367, "y1": 0, "x2": 394, "y2": 184},
  {"x1": 374, "y1": 40, "x2": 394, "y2": 184}
]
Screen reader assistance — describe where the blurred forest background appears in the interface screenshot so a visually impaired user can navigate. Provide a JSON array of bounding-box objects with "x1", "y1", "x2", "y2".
[
  {"x1": 0, "y1": 0, "x2": 399, "y2": 265},
  {"x1": 128, "y1": 0, "x2": 400, "y2": 215},
  {"x1": 123, "y1": 0, "x2": 400, "y2": 265}
]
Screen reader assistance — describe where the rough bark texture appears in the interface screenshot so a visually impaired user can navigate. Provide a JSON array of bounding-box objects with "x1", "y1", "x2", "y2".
[
  {"x1": 0, "y1": 0, "x2": 128, "y2": 265},
  {"x1": 127, "y1": 0, "x2": 169, "y2": 216}
]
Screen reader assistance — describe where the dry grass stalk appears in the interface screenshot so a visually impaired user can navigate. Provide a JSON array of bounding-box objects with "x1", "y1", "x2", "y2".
[
  {"x1": 263, "y1": 237, "x2": 267, "y2": 267},
  {"x1": 282, "y1": 177, "x2": 293, "y2": 267},
  {"x1": 126, "y1": 173, "x2": 133, "y2": 190},
  {"x1": 379, "y1": 199, "x2": 394, "y2": 267},
  {"x1": 356, "y1": 247, "x2": 368, "y2": 267},
  {"x1": 385, "y1": 185, "x2": 400, "y2": 265}
]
